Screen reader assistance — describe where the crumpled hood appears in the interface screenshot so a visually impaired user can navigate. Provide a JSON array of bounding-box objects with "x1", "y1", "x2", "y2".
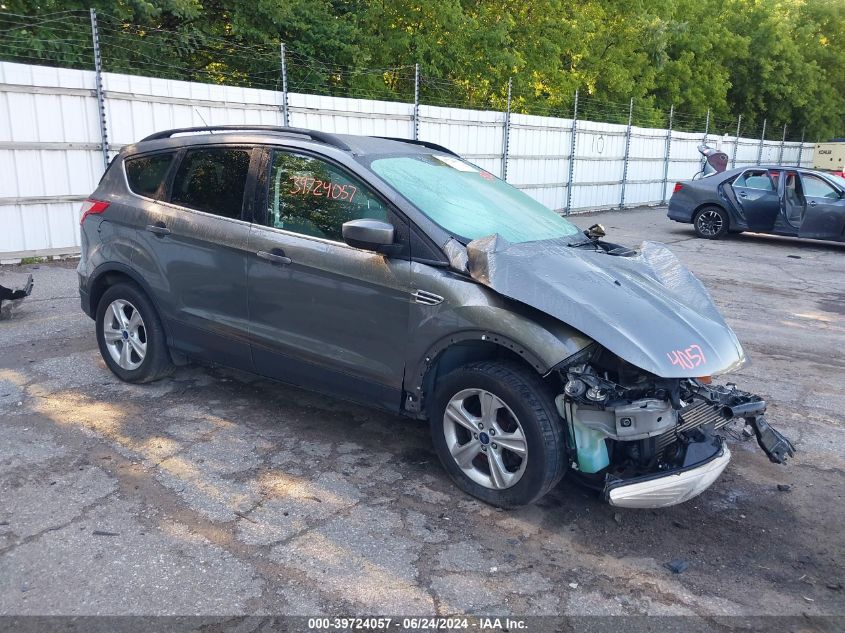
[{"x1": 465, "y1": 235, "x2": 745, "y2": 378}]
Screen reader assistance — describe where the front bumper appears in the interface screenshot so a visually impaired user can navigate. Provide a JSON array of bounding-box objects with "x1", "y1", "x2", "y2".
[{"x1": 604, "y1": 441, "x2": 731, "y2": 509}]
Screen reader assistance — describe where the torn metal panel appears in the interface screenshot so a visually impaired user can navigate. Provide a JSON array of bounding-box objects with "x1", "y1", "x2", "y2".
[
  {"x1": 0, "y1": 272, "x2": 34, "y2": 319},
  {"x1": 442, "y1": 237, "x2": 469, "y2": 273},
  {"x1": 465, "y1": 235, "x2": 745, "y2": 378}
]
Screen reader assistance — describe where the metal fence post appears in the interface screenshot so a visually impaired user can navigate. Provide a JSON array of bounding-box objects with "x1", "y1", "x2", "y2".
[
  {"x1": 661, "y1": 105, "x2": 674, "y2": 205},
  {"x1": 731, "y1": 114, "x2": 742, "y2": 169},
  {"x1": 619, "y1": 98, "x2": 633, "y2": 210},
  {"x1": 501, "y1": 77, "x2": 512, "y2": 181},
  {"x1": 564, "y1": 89, "x2": 578, "y2": 215},
  {"x1": 778, "y1": 123, "x2": 787, "y2": 164},
  {"x1": 796, "y1": 128, "x2": 805, "y2": 167},
  {"x1": 279, "y1": 42, "x2": 290, "y2": 127},
  {"x1": 89, "y1": 8, "x2": 109, "y2": 169},
  {"x1": 700, "y1": 108, "x2": 710, "y2": 172},
  {"x1": 756, "y1": 118, "x2": 767, "y2": 165},
  {"x1": 413, "y1": 63, "x2": 420, "y2": 141}
]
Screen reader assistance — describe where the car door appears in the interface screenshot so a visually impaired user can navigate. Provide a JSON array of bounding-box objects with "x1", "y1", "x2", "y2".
[
  {"x1": 730, "y1": 168, "x2": 780, "y2": 231},
  {"x1": 247, "y1": 148, "x2": 412, "y2": 410},
  {"x1": 797, "y1": 172, "x2": 845, "y2": 241},
  {"x1": 132, "y1": 145, "x2": 259, "y2": 371}
]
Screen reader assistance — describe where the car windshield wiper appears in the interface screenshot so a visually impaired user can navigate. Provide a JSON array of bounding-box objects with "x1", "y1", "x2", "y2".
[{"x1": 567, "y1": 238, "x2": 599, "y2": 249}]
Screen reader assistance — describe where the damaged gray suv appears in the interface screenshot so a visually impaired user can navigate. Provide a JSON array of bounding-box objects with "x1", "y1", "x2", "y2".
[{"x1": 78, "y1": 125, "x2": 794, "y2": 509}]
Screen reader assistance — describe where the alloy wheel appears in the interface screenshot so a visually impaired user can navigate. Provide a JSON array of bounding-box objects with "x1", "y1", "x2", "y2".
[
  {"x1": 696, "y1": 210, "x2": 724, "y2": 237},
  {"x1": 102, "y1": 298, "x2": 147, "y2": 370},
  {"x1": 443, "y1": 388, "x2": 528, "y2": 490}
]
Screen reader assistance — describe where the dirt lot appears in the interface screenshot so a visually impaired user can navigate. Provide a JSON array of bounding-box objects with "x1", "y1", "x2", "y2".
[{"x1": 1, "y1": 206, "x2": 843, "y2": 627}]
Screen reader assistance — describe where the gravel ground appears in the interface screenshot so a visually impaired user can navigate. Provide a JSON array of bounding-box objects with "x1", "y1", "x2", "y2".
[{"x1": 0, "y1": 207, "x2": 843, "y2": 629}]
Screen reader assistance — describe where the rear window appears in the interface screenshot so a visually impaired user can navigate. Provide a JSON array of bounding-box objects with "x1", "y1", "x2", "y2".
[
  {"x1": 170, "y1": 148, "x2": 252, "y2": 220},
  {"x1": 125, "y1": 153, "x2": 174, "y2": 198},
  {"x1": 734, "y1": 169, "x2": 773, "y2": 191}
]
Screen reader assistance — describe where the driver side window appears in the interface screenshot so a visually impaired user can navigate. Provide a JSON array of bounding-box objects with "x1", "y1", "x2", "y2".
[
  {"x1": 801, "y1": 174, "x2": 839, "y2": 199},
  {"x1": 267, "y1": 151, "x2": 389, "y2": 241}
]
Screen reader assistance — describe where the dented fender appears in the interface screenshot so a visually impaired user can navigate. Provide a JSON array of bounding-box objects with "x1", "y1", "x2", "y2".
[{"x1": 405, "y1": 261, "x2": 593, "y2": 402}]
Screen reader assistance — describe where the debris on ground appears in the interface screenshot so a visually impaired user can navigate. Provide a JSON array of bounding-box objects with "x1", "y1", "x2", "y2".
[
  {"x1": 0, "y1": 272, "x2": 34, "y2": 319},
  {"x1": 664, "y1": 559, "x2": 689, "y2": 574},
  {"x1": 777, "y1": 484, "x2": 792, "y2": 492}
]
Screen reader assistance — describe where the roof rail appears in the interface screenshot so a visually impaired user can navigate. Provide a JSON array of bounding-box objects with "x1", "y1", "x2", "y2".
[
  {"x1": 374, "y1": 137, "x2": 460, "y2": 157},
  {"x1": 139, "y1": 125, "x2": 352, "y2": 152}
]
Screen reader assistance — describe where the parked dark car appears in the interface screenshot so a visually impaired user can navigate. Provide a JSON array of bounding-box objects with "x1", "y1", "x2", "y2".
[
  {"x1": 78, "y1": 126, "x2": 792, "y2": 509},
  {"x1": 668, "y1": 165, "x2": 845, "y2": 241}
]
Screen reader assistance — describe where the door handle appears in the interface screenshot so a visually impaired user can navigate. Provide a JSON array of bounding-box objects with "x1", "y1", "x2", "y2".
[
  {"x1": 257, "y1": 249, "x2": 292, "y2": 265},
  {"x1": 809, "y1": 200, "x2": 817, "y2": 206},
  {"x1": 146, "y1": 223, "x2": 171, "y2": 236},
  {"x1": 738, "y1": 192, "x2": 748, "y2": 198}
]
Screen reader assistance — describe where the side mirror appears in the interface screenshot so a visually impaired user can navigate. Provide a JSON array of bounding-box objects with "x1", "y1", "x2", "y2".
[{"x1": 342, "y1": 219, "x2": 395, "y2": 252}]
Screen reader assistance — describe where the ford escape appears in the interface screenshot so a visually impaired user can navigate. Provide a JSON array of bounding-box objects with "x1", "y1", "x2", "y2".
[{"x1": 78, "y1": 125, "x2": 793, "y2": 509}]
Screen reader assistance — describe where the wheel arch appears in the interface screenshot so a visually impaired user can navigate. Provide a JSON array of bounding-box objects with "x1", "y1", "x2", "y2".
[
  {"x1": 692, "y1": 201, "x2": 733, "y2": 229},
  {"x1": 406, "y1": 331, "x2": 555, "y2": 418},
  {"x1": 86, "y1": 263, "x2": 181, "y2": 363},
  {"x1": 88, "y1": 263, "x2": 157, "y2": 317}
]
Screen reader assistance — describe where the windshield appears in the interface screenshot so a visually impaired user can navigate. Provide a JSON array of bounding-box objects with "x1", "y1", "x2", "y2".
[
  {"x1": 370, "y1": 154, "x2": 580, "y2": 243},
  {"x1": 829, "y1": 174, "x2": 845, "y2": 190}
]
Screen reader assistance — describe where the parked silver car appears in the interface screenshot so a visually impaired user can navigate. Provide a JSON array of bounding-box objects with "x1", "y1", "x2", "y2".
[{"x1": 77, "y1": 126, "x2": 793, "y2": 508}]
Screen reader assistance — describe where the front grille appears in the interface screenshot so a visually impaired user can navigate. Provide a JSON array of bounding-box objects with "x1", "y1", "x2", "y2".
[{"x1": 656, "y1": 399, "x2": 730, "y2": 452}]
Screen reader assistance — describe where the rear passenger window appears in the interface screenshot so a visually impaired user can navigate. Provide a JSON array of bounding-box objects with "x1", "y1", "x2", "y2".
[
  {"x1": 734, "y1": 169, "x2": 773, "y2": 191},
  {"x1": 170, "y1": 148, "x2": 251, "y2": 219},
  {"x1": 125, "y1": 153, "x2": 174, "y2": 198}
]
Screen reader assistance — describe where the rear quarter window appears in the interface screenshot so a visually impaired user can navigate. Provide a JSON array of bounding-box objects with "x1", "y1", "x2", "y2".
[{"x1": 125, "y1": 153, "x2": 175, "y2": 198}]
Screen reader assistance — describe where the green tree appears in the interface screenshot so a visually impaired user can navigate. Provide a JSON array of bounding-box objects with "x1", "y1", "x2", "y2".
[{"x1": 1, "y1": 0, "x2": 842, "y2": 138}]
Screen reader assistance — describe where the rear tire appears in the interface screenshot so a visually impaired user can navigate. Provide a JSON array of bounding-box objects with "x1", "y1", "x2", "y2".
[
  {"x1": 430, "y1": 361, "x2": 567, "y2": 508},
  {"x1": 96, "y1": 282, "x2": 173, "y2": 383},
  {"x1": 693, "y1": 206, "x2": 729, "y2": 239}
]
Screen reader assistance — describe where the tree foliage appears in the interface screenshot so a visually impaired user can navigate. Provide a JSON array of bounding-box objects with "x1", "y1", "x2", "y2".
[{"x1": 2, "y1": 0, "x2": 842, "y2": 139}]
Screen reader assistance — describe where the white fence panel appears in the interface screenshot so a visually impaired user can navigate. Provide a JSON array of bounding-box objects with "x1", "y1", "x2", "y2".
[
  {"x1": 103, "y1": 72, "x2": 283, "y2": 149},
  {"x1": 0, "y1": 62, "x2": 103, "y2": 257},
  {"x1": 419, "y1": 105, "x2": 504, "y2": 178},
  {"x1": 508, "y1": 114, "x2": 572, "y2": 209},
  {"x1": 290, "y1": 93, "x2": 413, "y2": 138},
  {"x1": 626, "y1": 126, "x2": 671, "y2": 206},
  {"x1": 0, "y1": 60, "x2": 818, "y2": 258},
  {"x1": 571, "y1": 120, "x2": 627, "y2": 210},
  {"x1": 508, "y1": 113, "x2": 571, "y2": 211}
]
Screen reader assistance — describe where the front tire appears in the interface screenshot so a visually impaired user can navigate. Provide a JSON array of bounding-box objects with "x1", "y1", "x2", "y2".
[
  {"x1": 430, "y1": 361, "x2": 567, "y2": 508},
  {"x1": 693, "y1": 206, "x2": 729, "y2": 239},
  {"x1": 96, "y1": 282, "x2": 173, "y2": 383}
]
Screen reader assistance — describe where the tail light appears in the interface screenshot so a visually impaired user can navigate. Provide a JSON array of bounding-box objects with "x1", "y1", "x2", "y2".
[
  {"x1": 673, "y1": 183, "x2": 683, "y2": 193},
  {"x1": 80, "y1": 199, "x2": 110, "y2": 225}
]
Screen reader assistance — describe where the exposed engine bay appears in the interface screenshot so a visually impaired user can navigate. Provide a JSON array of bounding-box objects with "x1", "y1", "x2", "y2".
[{"x1": 553, "y1": 346, "x2": 795, "y2": 507}]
